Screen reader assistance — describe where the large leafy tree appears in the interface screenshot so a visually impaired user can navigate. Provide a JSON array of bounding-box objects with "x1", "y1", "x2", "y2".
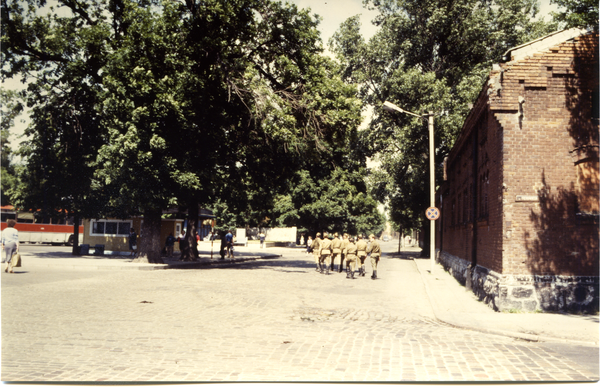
[
  {"x1": 2, "y1": 0, "x2": 109, "y2": 253},
  {"x1": 3, "y1": 0, "x2": 379, "y2": 262},
  {"x1": 330, "y1": 0, "x2": 557, "y2": 255},
  {"x1": 551, "y1": 0, "x2": 598, "y2": 32}
]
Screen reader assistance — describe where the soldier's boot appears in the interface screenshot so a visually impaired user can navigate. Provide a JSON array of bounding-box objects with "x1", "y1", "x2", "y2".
[
  {"x1": 350, "y1": 267, "x2": 356, "y2": 279},
  {"x1": 330, "y1": 262, "x2": 335, "y2": 271},
  {"x1": 325, "y1": 264, "x2": 330, "y2": 275},
  {"x1": 371, "y1": 270, "x2": 377, "y2": 280},
  {"x1": 315, "y1": 263, "x2": 320, "y2": 271},
  {"x1": 361, "y1": 265, "x2": 366, "y2": 276},
  {"x1": 346, "y1": 266, "x2": 351, "y2": 279},
  {"x1": 319, "y1": 263, "x2": 324, "y2": 273},
  {"x1": 339, "y1": 262, "x2": 344, "y2": 273}
]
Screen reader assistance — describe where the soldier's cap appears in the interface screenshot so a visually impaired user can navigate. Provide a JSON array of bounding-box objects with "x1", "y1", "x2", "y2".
[
  {"x1": 334, "y1": 232, "x2": 338, "y2": 237},
  {"x1": 369, "y1": 234, "x2": 375, "y2": 239},
  {"x1": 316, "y1": 233, "x2": 321, "y2": 237},
  {"x1": 323, "y1": 232, "x2": 329, "y2": 237},
  {"x1": 348, "y1": 237, "x2": 354, "y2": 243}
]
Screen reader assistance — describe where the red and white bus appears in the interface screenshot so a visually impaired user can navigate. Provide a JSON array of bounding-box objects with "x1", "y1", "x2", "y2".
[{"x1": 0, "y1": 205, "x2": 83, "y2": 245}]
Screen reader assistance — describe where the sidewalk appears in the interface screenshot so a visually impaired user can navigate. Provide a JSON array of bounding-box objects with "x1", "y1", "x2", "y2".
[{"x1": 411, "y1": 252, "x2": 599, "y2": 346}]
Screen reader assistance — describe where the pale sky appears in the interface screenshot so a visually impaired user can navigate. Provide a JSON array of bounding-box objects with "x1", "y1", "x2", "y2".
[{"x1": 2, "y1": 0, "x2": 560, "y2": 149}]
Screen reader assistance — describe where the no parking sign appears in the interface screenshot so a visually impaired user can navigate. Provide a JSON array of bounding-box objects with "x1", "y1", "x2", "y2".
[{"x1": 425, "y1": 207, "x2": 440, "y2": 220}]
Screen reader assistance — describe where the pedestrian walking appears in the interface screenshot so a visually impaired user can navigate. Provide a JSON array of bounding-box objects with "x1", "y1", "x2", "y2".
[
  {"x1": 319, "y1": 232, "x2": 332, "y2": 275},
  {"x1": 1, "y1": 219, "x2": 19, "y2": 273},
  {"x1": 344, "y1": 237, "x2": 358, "y2": 279},
  {"x1": 340, "y1": 233, "x2": 349, "y2": 273},
  {"x1": 311, "y1": 233, "x2": 321, "y2": 271},
  {"x1": 259, "y1": 231, "x2": 266, "y2": 248},
  {"x1": 367, "y1": 234, "x2": 381, "y2": 279},
  {"x1": 129, "y1": 228, "x2": 138, "y2": 256},
  {"x1": 356, "y1": 234, "x2": 368, "y2": 277},
  {"x1": 330, "y1": 232, "x2": 342, "y2": 272}
]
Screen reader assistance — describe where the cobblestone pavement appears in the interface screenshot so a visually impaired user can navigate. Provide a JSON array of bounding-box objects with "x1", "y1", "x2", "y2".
[{"x1": 2, "y1": 248, "x2": 598, "y2": 382}]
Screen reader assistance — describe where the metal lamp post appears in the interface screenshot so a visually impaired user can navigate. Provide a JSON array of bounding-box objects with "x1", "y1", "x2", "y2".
[{"x1": 382, "y1": 101, "x2": 436, "y2": 273}]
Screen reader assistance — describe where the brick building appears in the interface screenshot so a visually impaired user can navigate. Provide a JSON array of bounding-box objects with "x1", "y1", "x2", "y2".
[{"x1": 437, "y1": 29, "x2": 599, "y2": 312}]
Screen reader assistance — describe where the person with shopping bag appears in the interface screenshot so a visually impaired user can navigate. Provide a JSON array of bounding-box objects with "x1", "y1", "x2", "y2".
[{"x1": 1, "y1": 219, "x2": 19, "y2": 273}]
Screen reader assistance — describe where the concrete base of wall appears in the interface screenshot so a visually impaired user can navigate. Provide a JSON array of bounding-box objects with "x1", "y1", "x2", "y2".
[{"x1": 438, "y1": 251, "x2": 599, "y2": 313}]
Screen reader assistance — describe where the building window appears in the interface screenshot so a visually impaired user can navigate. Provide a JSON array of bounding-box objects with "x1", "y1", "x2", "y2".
[{"x1": 90, "y1": 219, "x2": 132, "y2": 237}]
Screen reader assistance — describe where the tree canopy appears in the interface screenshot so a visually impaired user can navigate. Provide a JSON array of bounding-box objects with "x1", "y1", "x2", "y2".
[
  {"x1": 330, "y1": 0, "x2": 558, "y2": 254},
  {"x1": 2, "y1": 0, "x2": 383, "y2": 260}
]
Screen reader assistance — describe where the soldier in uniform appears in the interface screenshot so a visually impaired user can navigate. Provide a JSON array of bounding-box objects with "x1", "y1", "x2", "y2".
[
  {"x1": 311, "y1": 233, "x2": 322, "y2": 272},
  {"x1": 356, "y1": 234, "x2": 368, "y2": 277},
  {"x1": 330, "y1": 232, "x2": 342, "y2": 272},
  {"x1": 367, "y1": 234, "x2": 382, "y2": 279},
  {"x1": 344, "y1": 236, "x2": 357, "y2": 279},
  {"x1": 319, "y1": 232, "x2": 332, "y2": 274},
  {"x1": 340, "y1": 233, "x2": 349, "y2": 273}
]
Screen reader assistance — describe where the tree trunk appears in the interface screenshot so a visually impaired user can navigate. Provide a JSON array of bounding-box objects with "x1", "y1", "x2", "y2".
[
  {"x1": 134, "y1": 208, "x2": 164, "y2": 264},
  {"x1": 180, "y1": 201, "x2": 199, "y2": 261},
  {"x1": 71, "y1": 214, "x2": 80, "y2": 255}
]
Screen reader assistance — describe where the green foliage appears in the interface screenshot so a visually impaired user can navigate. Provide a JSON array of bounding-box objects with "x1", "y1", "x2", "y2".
[
  {"x1": 551, "y1": 0, "x2": 598, "y2": 32},
  {"x1": 331, "y1": 0, "x2": 557, "y2": 241},
  {"x1": 2, "y1": 0, "x2": 108, "y2": 222},
  {"x1": 271, "y1": 168, "x2": 385, "y2": 236},
  {"x1": 0, "y1": 88, "x2": 22, "y2": 206},
  {"x1": 2, "y1": 0, "x2": 384, "y2": 259}
]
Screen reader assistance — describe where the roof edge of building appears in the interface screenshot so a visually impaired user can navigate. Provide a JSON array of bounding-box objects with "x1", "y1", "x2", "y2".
[{"x1": 501, "y1": 27, "x2": 588, "y2": 63}]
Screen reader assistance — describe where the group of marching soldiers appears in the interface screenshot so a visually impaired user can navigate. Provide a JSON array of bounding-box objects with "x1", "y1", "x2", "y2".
[{"x1": 309, "y1": 232, "x2": 381, "y2": 279}]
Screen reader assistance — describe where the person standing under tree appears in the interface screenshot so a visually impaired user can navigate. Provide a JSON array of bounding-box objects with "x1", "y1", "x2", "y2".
[
  {"x1": 129, "y1": 228, "x2": 138, "y2": 257},
  {"x1": 306, "y1": 236, "x2": 313, "y2": 255},
  {"x1": 225, "y1": 230, "x2": 234, "y2": 258},
  {"x1": 165, "y1": 233, "x2": 176, "y2": 257}
]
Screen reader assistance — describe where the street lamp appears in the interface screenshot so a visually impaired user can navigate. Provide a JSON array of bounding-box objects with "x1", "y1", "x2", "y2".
[{"x1": 382, "y1": 101, "x2": 436, "y2": 273}]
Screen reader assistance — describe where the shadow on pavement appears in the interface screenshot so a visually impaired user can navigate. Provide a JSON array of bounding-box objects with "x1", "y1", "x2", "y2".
[
  {"x1": 201, "y1": 257, "x2": 314, "y2": 272},
  {"x1": 384, "y1": 251, "x2": 420, "y2": 260}
]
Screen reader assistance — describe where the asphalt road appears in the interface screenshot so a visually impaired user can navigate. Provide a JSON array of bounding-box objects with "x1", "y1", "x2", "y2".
[{"x1": 2, "y1": 241, "x2": 598, "y2": 382}]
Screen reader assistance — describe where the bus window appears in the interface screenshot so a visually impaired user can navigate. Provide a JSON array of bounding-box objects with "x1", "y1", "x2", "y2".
[
  {"x1": 17, "y1": 212, "x2": 35, "y2": 224},
  {"x1": 1, "y1": 213, "x2": 16, "y2": 222}
]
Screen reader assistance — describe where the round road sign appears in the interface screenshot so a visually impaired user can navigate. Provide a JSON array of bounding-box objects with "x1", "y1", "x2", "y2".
[{"x1": 425, "y1": 207, "x2": 440, "y2": 220}]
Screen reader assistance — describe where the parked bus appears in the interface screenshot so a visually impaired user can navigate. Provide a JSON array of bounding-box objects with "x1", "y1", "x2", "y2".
[{"x1": 0, "y1": 205, "x2": 83, "y2": 245}]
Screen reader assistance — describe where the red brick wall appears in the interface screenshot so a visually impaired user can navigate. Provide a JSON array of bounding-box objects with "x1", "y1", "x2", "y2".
[
  {"x1": 494, "y1": 34, "x2": 599, "y2": 276},
  {"x1": 439, "y1": 32, "x2": 598, "y2": 277}
]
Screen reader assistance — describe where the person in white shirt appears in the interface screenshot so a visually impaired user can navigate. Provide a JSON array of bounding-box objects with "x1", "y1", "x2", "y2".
[{"x1": 1, "y1": 219, "x2": 19, "y2": 273}]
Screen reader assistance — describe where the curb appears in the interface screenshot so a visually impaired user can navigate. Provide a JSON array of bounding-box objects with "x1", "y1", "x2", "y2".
[
  {"x1": 414, "y1": 258, "x2": 598, "y2": 347},
  {"x1": 20, "y1": 254, "x2": 283, "y2": 271}
]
